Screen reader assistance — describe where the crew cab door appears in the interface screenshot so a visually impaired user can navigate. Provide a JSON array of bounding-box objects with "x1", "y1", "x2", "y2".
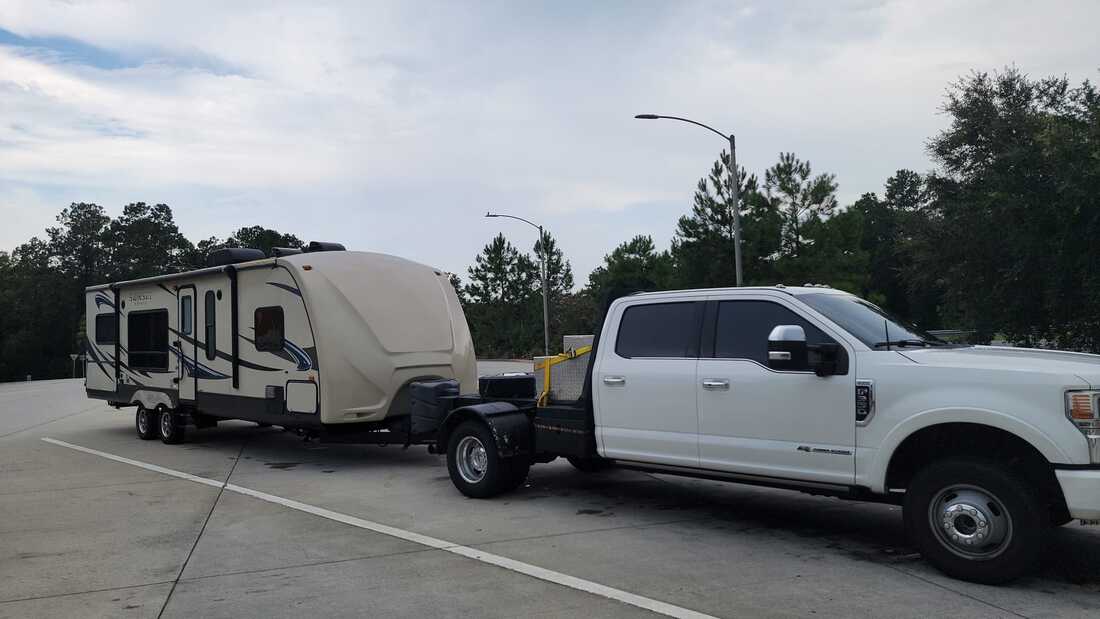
[
  {"x1": 696, "y1": 295, "x2": 855, "y2": 485},
  {"x1": 594, "y1": 300, "x2": 704, "y2": 468}
]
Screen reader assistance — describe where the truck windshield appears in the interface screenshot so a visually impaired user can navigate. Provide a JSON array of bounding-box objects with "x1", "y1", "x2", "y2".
[{"x1": 797, "y1": 292, "x2": 954, "y2": 349}]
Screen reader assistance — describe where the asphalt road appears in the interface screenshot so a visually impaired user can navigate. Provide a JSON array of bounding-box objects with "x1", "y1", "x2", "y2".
[{"x1": 2, "y1": 375, "x2": 1099, "y2": 618}]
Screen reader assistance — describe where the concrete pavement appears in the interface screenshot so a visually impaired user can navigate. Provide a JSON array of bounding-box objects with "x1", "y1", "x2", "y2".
[{"x1": 1, "y1": 377, "x2": 1098, "y2": 618}]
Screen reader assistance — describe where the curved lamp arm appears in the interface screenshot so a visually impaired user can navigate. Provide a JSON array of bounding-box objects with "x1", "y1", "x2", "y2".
[{"x1": 634, "y1": 114, "x2": 730, "y2": 141}]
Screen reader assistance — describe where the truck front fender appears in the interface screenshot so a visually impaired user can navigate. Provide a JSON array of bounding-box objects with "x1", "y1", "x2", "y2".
[
  {"x1": 868, "y1": 407, "x2": 1071, "y2": 493},
  {"x1": 437, "y1": 402, "x2": 533, "y2": 458}
]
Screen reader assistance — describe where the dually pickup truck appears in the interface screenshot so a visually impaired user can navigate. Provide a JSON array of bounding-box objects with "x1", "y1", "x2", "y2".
[{"x1": 418, "y1": 285, "x2": 1100, "y2": 584}]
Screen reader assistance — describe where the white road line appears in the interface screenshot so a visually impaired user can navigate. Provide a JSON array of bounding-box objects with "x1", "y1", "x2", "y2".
[
  {"x1": 41, "y1": 437, "x2": 716, "y2": 619},
  {"x1": 41, "y1": 438, "x2": 224, "y2": 489}
]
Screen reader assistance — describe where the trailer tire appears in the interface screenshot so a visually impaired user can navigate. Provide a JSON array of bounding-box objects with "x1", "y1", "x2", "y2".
[
  {"x1": 447, "y1": 421, "x2": 515, "y2": 498},
  {"x1": 158, "y1": 410, "x2": 186, "y2": 445},
  {"x1": 135, "y1": 406, "x2": 158, "y2": 440},
  {"x1": 567, "y1": 456, "x2": 612, "y2": 473},
  {"x1": 904, "y1": 457, "x2": 1043, "y2": 584}
]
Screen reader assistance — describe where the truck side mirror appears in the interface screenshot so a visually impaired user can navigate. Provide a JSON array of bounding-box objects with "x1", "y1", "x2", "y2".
[
  {"x1": 767, "y1": 325, "x2": 808, "y2": 371},
  {"x1": 809, "y1": 342, "x2": 842, "y2": 377}
]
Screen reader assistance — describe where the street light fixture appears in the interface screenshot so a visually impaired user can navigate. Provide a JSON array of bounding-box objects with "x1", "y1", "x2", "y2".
[
  {"x1": 634, "y1": 114, "x2": 743, "y2": 287},
  {"x1": 485, "y1": 212, "x2": 551, "y2": 356}
]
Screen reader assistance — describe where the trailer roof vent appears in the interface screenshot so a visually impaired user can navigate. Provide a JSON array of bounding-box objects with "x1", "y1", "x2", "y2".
[
  {"x1": 206, "y1": 247, "x2": 266, "y2": 267},
  {"x1": 270, "y1": 247, "x2": 303, "y2": 257},
  {"x1": 305, "y1": 241, "x2": 346, "y2": 253}
]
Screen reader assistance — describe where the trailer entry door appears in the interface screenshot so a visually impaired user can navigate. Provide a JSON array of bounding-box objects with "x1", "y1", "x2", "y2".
[{"x1": 178, "y1": 288, "x2": 197, "y2": 402}]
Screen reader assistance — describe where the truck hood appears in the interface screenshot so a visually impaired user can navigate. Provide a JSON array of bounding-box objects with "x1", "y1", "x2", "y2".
[{"x1": 898, "y1": 345, "x2": 1100, "y2": 387}]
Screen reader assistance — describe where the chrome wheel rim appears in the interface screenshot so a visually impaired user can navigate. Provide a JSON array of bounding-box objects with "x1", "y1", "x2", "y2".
[
  {"x1": 137, "y1": 409, "x2": 149, "y2": 434},
  {"x1": 456, "y1": 435, "x2": 489, "y2": 484},
  {"x1": 160, "y1": 411, "x2": 172, "y2": 437},
  {"x1": 928, "y1": 484, "x2": 1013, "y2": 559}
]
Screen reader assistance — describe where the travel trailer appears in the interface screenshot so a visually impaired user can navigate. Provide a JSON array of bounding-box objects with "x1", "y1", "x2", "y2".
[{"x1": 84, "y1": 244, "x2": 477, "y2": 444}]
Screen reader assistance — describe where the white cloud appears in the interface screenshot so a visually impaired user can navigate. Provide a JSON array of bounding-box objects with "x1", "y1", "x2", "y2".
[{"x1": 0, "y1": 0, "x2": 1097, "y2": 282}]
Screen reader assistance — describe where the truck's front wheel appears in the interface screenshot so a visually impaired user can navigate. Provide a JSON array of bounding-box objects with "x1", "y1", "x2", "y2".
[
  {"x1": 904, "y1": 458, "x2": 1043, "y2": 584},
  {"x1": 447, "y1": 421, "x2": 525, "y2": 498}
]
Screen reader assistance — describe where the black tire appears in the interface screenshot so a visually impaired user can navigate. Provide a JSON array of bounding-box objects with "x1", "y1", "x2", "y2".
[
  {"x1": 447, "y1": 421, "x2": 515, "y2": 498},
  {"x1": 135, "y1": 406, "x2": 158, "y2": 440},
  {"x1": 257, "y1": 422, "x2": 273, "y2": 428},
  {"x1": 158, "y1": 410, "x2": 186, "y2": 445},
  {"x1": 567, "y1": 456, "x2": 612, "y2": 473},
  {"x1": 904, "y1": 458, "x2": 1044, "y2": 584}
]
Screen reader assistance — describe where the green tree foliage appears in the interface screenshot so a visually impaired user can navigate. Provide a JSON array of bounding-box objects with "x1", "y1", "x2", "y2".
[
  {"x1": 227, "y1": 226, "x2": 305, "y2": 256},
  {"x1": 463, "y1": 233, "x2": 539, "y2": 358},
  {"x1": 765, "y1": 152, "x2": 838, "y2": 260},
  {"x1": 587, "y1": 235, "x2": 673, "y2": 303},
  {"x1": 910, "y1": 69, "x2": 1100, "y2": 347},
  {"x1": 104, "y1": 203, "x2": 193, "y2": 281},
  {"x1": 671, "y1": 151, "x2": 779, "y2": 287}
]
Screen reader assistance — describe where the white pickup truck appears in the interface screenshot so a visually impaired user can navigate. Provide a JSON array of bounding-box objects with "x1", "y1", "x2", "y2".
[{"x1": 427, "y1": 285, "x2": 1100, "y2": 584}]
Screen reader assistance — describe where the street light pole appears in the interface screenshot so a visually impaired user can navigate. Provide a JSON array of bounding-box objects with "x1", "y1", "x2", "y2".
[
  {"x1": 485, "y1": 212, "x2": 551, "y2": 356},
  {"x1": 635, "y1": 114, "x2": 743, "y2": 287},
  {"x1": 728, "y1": 134, "x2": 743, "y2": 288}
]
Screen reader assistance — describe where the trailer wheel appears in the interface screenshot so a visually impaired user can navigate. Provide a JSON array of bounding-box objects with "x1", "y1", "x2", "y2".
[
  {"x1": 904, "y1": 457, "x2": 1043, "y2": 584},
  {"x1": 158, "y1": 409, "x2": 186, "y2": 445},
  {"x1": 567, "y1": 456, "x2": 612, "y2": 473},
  {"x1": 447, "y1": 421, "x2": 516, "y2": 498},
  {"x1": 135, "y1": 406, "x2": 158, "y2": 440}
]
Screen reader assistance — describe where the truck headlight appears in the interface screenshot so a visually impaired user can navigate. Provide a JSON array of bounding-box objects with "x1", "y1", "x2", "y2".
[{"x1": 1065, "y1": 390, "x2": 1100, "y2": 463}]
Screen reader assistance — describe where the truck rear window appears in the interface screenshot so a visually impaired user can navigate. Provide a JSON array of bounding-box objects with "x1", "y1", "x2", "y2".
[{"x1": 615, "y1": 302, "x2": 702, "y2": 358}]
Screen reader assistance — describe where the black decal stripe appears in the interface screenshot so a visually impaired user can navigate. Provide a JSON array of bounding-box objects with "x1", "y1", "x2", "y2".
[
  {"x1": 158, "y1": 283, "x2": 175, "y2": 295},
  {"x1": 84, "y1": 338, "x2": 113, "y2": 380},
  {"x1": 266, "y1": 281, "x2": 302, "y2": 297},
  {"x1": 169, "y1": 327, "x2": 282, "y2": 372}
]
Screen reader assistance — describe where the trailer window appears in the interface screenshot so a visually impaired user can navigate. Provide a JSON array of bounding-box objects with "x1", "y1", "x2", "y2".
[
  {"x1": 615, "y1": 302, "x2": 702, "y2": 358},
  {"x1": 714, "y1": 300, "x2": 833, "y2": 363},
  {"x1": 128, "y1": 309, "x2": 169, "y2": 370},
  {"x1": 254, "y1": 306, "x2": 284, "y2": 352},
  {"x1": 180, "y1": 295, "x2": 193, "y2": 335},
  {"x1": 204, "y1": 291, "x2": 217, "y2": 361},
  {"x1": 94, "y1": 313, "x2": 116, "y2": 345}
]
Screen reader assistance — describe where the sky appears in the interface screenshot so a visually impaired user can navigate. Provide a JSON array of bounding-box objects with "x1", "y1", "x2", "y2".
[{"x1": 1, "y1": 1, "x2": 1098, "y2": 285}]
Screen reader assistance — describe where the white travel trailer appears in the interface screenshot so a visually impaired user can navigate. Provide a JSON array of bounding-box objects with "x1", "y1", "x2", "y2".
[{"x1": 84, "y1": 244, "x2": 478, "y2": 444}]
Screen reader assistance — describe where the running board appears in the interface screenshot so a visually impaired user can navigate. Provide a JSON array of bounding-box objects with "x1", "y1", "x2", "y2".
[{"x1": 612, "y1": 460, "x2": 860, "y2": 498}]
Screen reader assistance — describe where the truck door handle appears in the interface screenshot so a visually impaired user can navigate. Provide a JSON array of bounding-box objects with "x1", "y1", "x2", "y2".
[
  {"x1": 602, "y1": 376, "x2": 626, "y2": 386},
  {"x1": 701, "y1": 379, "x2": 730, "y2": 390}
]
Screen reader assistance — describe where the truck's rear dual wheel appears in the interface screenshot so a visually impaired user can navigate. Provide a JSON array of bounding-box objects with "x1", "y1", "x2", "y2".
[
  {"x1": 447, "y1": 421, "x2": 529, "y2": 498},
  {"x1": 904, "y1": 458, "x2": 1043, "y2": 584},
  {"x1": 135, "y1": 406, "x2": 158, "y2": 440}
]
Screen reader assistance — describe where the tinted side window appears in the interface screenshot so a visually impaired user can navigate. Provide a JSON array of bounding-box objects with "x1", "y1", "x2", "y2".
[
  {"x1": 255, "y1": 306, "x2": 284, "y2": 352},
  {"x1": 615, "y1": 302, "x2": 701, "y2": 358},
  {"x1": 204, "y1": 291, "x2": 217, "y2": 361},
  {"x1": 128, "y1": 310, "x2": 169, "y2": 370},
  {"x1": 714, "y1": 300, "x2": 833, "y2": 364},
  {"x1": 94, "y1": 313, "x2": 116, "y2": 345}
]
